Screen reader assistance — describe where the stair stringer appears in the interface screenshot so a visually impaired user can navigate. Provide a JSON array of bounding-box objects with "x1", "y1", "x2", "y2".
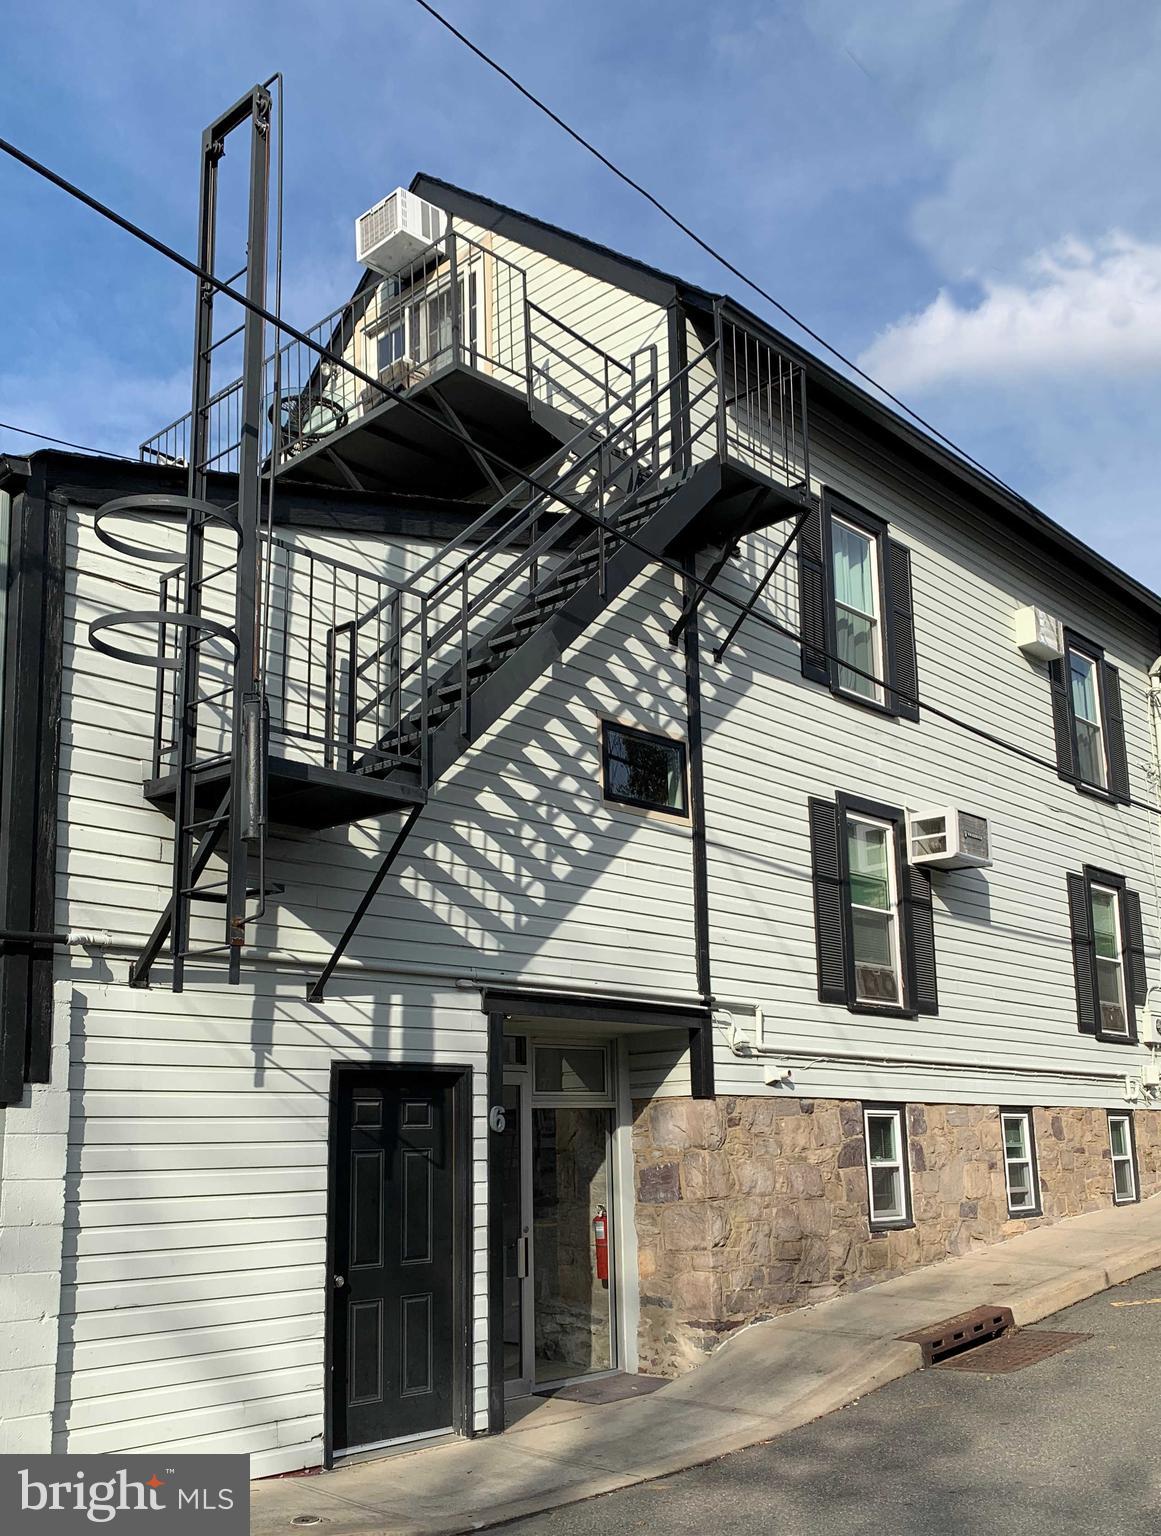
[{"x1": 424, "y1": 459, "x2": 723, "y2": 786}]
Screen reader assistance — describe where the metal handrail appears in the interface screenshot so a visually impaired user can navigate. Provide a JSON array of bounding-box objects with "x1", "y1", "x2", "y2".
[{"x1": 353, "y1": 344, "x2": 719, "y2": 775}]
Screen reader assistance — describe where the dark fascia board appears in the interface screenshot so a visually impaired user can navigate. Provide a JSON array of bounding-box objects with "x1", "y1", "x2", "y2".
[
  {"x1": 402, "y1": 176, "x2": 1160, "y2": 629},
  {"x1": 0, "y1": 451, "x2": 502, "y2": 542},
  {"x1": 410, "y1": 173, "x2": 682, "y2": 306}
]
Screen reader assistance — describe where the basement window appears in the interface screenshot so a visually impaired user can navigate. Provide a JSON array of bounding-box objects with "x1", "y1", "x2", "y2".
[
  {"x1": 1000, "y1": 1110, "x2": 1041, "y2": 1217},
  {"x1": 863, "y1": 1104, "x2": 911, "y2": 1230},
  {"x1": 1108, "y1": 1113, "x2": 1139, "y2": 1205},
  {"x1": 601, "y1": 722, "x2": 687, "y2": 816}
]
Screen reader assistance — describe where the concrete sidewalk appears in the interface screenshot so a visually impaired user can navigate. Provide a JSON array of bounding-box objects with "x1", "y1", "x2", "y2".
[{"x1": 251, "y1": 1196, "x2": 1161, "y2": 1535}]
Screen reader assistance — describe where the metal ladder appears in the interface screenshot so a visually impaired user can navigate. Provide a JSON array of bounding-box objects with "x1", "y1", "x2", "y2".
[{"x1": 90, "y1": 84, "x2": 277, "y2": 991}]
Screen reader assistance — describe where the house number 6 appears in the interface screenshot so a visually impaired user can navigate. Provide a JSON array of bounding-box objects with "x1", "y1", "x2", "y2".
[{"x1": 488, "y1": 1106, "x2": 506, "y2": 1133}]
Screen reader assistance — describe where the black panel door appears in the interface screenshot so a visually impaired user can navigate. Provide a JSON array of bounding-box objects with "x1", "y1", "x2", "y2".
[{"x1": 332, "y1": 1071, "x2": 456, "y2": 1451}]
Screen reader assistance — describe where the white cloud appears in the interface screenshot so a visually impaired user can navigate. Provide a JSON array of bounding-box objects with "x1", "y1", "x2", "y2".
[{"x1": 858, "y1": 235, "x2": 1161, "y2": 393}]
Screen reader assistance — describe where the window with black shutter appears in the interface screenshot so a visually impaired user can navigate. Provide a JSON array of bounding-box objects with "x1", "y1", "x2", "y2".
[
  {"x1": 1050, "y1": 631, "x2": 1130, "y2": 803},
  {"x1": 808, "y1": 793, "x2": 938, "y2": 1017},
  {"x1": 1066, "y1": 867, "x2": 1147, "y2": 1043},
  {"x1": 798, "y1": 491, "x2": 919, "y2": 721}
]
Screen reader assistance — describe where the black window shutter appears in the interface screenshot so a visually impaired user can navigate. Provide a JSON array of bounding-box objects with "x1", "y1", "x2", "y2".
[
  {"x1": 903, "y1": 864, "x2": 939, "y2": 1014},
  {"x1": 1101, "y1": 662, "x2": 1131, "y2": 803},
  {"x1": 1123, "y1": 888, "x2": 1148, "y2": 1009},
  {"x1": 1049, "y1": 658, "x2": 1078, "y2": 782},
  {"x1": 798, "y1": 506, "x2": 831, "y2": 685},
  {"x1": 1067, "y1": 873, "x2": 1098, "y2": 1033},
  {"x1": 809, "y1": 797, "x2": 848, "y2": 1003},
  {"x1": 885, "y1": 539, "x2": 919, "y2": 722}
]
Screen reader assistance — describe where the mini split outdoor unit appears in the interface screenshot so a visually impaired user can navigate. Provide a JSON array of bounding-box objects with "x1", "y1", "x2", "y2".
[
  {"x1": 907, "y1": 807, "x2": 992, "y2": 870},
  {"x1": 356, "y1": 189, "x2": 447, "y2": 276}
]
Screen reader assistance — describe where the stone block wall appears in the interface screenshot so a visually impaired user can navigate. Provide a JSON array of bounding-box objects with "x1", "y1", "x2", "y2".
[{"x1": 631, "y1": 1096, "x2": 1161, "y2": 1376}]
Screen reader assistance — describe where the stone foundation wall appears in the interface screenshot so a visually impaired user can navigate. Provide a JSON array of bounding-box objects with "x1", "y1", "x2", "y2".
[{"x1": 632, "y1": 1096, "x2": 1161, "y2": 1376}]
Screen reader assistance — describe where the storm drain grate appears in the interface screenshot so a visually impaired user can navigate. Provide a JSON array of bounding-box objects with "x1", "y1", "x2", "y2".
[
  {"x1": 899, "y1": 1305, "x2": 1014, "y2": 1365},
  {"x1": 934, "y1": 1329, "x2": 1092, "y2": 1373}
]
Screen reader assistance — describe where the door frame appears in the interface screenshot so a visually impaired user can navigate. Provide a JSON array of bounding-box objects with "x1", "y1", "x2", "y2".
[
  {"x1": 323, "y1": 1060, "x2": 475, "y2": 1467},
  {"x1": 486, "y1": 990, "x2": 711, "y2": 1432}
]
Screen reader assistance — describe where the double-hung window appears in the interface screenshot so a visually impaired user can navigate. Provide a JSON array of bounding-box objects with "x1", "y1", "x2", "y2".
[
  {"x1": 832, "y1": 518, "x2": 883, "y2": 705},
  {"x1": 1000, "y1": 1110, "x2": 1041, "y2": 1217},
  {"x1": 1066, "y1": 868, "x2": 1147, "y2": 1042},
  {"x1": 798, "y1": 491, "x2": 919, "y2": 721},
  {"x1": 808, "y1": 793, "x2": 939, "y2": 1017},
  {"x1": 1107, "y1": 1113, "x2": 1138, "y2": 1204},
  {"x1": 863, "y1": 1105, "x2": 910, "y2": 1229},
  {"x1": 1091, "y1": 885, "x2": 1128, "y2": 1037},
  {"x1": 1050, "y1": 631, "x2": 1130, "y2": 802},
  {"x1": 1069, "y1": 649, "x2": 1105, "y2": 790},
  {"x1": 847, "y1": 813, "x2": 902, "y2": 1005}
]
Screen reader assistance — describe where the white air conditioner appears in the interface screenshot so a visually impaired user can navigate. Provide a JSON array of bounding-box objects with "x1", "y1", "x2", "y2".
[
  {"x1": 908, "y1": 806, "x2": 992, "y2": 870},
  {"x1": 1140, "y1": 1011, "x2": 1161, "y2": 1048},
  {"x1": 355, "y1": 189, "x2": 447, "y2": 276},
  {"x1": 1014, "y1": 604, "x2": 1064, "y2": 662}
]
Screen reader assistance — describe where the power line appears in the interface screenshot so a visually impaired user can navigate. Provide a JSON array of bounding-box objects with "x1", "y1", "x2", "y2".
[
  {"x1": 1, "y1": 127, "x2": 1158, "y2": 823},
  {"x1": 0, "y1": 420, "x2": 136, "y2": 461},
  {"x1": 409, "y1": 0, "x2": 1038, "y2": 515}
]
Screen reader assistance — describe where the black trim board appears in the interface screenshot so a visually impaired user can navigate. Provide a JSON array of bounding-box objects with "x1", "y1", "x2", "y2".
[
  {"x1": 0, "y1": 451, "x2": 508, "y2": 543},
  {"x1": 402, "y1": 175, "x2": 1161, "y2": 630},
  {"x1": 483, "y1": 987, "x2": 714, "y2": 1116},
  {"x1": 0, "y1": 468, "x2": 65, "y2": 1104},
  {"x1": 324, "y1": 1060, "x2": 475, "y2": 1467},
  {"x1": 682, "y1": 553, "x2": 715, "y2": 1102}
]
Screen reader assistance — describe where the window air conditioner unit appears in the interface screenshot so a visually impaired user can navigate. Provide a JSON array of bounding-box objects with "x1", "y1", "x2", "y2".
[
  {"x1": 356, "y1": 189, "x2": 446, "y2": 277},
  {"x1": 908, "y1": 807, "x2": 992, "y2": 870},
  {"x1": 1014, "y1": 604, "x2": 1064, "y2": 662}
]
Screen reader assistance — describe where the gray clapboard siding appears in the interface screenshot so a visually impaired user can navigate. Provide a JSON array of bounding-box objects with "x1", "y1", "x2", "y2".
[{"x1": 692, "y1": 399, "x2": 1159, "y2": 1108}]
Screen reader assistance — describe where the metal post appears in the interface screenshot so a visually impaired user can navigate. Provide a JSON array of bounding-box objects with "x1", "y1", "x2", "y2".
[
  {"x1": 225, "y1": 85, "x2": 271, "y2": 984},
  {"x1": 447, "y1": 225, "x2": 460, "y2": 369}
]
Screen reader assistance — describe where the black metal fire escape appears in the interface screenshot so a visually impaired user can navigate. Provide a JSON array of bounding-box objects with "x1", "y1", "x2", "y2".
[
  {"x1": 90, "y1": 84, "x2": 277, "y2": 989},
  {"x1": 88, "y1": 90, "x2": 817, "y2": 998}
]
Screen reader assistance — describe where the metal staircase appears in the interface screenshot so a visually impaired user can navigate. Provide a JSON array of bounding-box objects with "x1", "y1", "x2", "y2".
[{"x1": 91, "y1": 89, "x2": 816, "y2": 995}]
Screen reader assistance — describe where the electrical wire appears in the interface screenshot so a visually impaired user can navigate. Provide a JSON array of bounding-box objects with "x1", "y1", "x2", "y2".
[
  {"x1": 2, "y1": 128, "x2": 1160, "y2": 821},
  {"x1": 409, "y1": 0, "x2": 1038, "y2": 512},
  {"x1": 0, "y1": 419, "x2": 136, "y2": 460}
]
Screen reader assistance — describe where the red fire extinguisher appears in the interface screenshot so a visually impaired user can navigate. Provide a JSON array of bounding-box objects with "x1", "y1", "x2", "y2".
[{"x1": 593, "y1": 1205, "x2": 609, "y2": 1284}]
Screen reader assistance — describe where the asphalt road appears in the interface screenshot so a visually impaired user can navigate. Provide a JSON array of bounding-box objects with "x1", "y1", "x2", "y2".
[{"x1": 504, "y1": 1267, "x2": 1161, "y2": 1536}]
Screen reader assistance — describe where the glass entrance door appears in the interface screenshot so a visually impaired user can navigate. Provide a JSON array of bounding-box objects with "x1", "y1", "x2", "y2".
[
  {"x1": 503, "y1": 1039, "x2": 619, "y2": 1396},
  {"x1": 531, "y1": 1103, "x2": 614, "y2": 1384}
]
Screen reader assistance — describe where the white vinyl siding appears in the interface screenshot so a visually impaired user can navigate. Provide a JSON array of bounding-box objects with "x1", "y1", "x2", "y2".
[
  {"x1": 701, "y1": 393, "x2": 1159, "y2": 1109},
  {"x1": 50, "y1": 495, "x2": 696, "y2": 1470}
]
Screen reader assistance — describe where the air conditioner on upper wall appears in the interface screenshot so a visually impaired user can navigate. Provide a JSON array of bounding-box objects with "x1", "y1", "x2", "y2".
[
  {"x1": 356, "y1": 189, "x2": 447, "y2": 276},
  {"x1": 908, "y1": 807, "x2": 992, "y2": 870}
]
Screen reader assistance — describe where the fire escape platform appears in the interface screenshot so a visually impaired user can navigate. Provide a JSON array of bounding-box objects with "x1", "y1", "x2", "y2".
[
  {"x1": 673, "y1": 458, "x2": 813, "y2": 554},
  {"x1": 275, "y1": 365, "x2": 563, "y2": 498},
  {"x1": 143, "y1": 755, "x2": 426, "y2": 832}
]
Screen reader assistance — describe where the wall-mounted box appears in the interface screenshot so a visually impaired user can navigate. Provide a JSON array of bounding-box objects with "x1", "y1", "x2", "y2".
[{"x1": 1014, "y1": 605, "x2": 1064, "y2": 662}]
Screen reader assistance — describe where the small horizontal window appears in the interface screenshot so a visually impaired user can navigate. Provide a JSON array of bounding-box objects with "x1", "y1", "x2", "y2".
[{"x1": 601, "y1": 722, "x2": 687, "y2": 816}]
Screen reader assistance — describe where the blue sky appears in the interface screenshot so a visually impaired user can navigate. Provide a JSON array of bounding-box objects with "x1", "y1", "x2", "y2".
[{"x1": 2, "y1": 0, "x2": 1160, "y2": 585}]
